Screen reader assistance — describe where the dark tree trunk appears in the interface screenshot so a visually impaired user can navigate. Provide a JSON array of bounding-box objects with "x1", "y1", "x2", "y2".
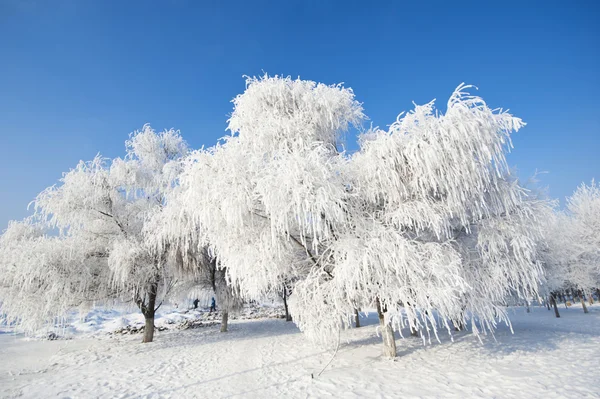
[
  {"x1": 550, "y1": 294, "x2": 560, "y2": 318},
  {"x1": 141, "y1": 280, "x2": 158, "y2": 343},
  {"x1": 143, "y1": 315, "x2": 155, "y2": 343},
  {"x1": 410, "y1": 318, "x2": 419, "y2": 336},
  {"x1": 375, "y1": 298, "x2": 396, "y2": 358},
  {"x1": 220, "y1": 311, "x2": 229, "y2": 332},
  {"x1": 454, "y1": 309, "x2": 466, "y2": 331},
  {"x1": 282, "y1": 287, "x2": 292, "y2": 322},
  {"x1": 580, "y1": 296, "x2": 589, "y2": 314},
  {"x1": 546, "y1": 297, "x2": 551, "y2": 310},
  {"x1": 354, "y1": 308, "x2": 360, "y2": 328}
]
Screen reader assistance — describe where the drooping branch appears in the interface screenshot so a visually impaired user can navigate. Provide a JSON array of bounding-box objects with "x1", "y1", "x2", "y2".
[{"x1": 252, "y1": 210, "x2": 333, "y2": 279}]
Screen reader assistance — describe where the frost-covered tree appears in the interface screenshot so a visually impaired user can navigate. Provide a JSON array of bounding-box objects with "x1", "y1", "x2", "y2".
[
  {"x1": 541, "y1": 181, "x2": 600, "y2": 314},
  {"x1": 168, "y1": 75, "x2": 547, "y2": 357},
  {"x1": 537, "y1": 211, "x2": 566, "y2": 317},
  {"x1": 448, "y1": 182, "x2": 552, "y2": 328},
  {"x1": 0, "y1": 125, "x2": 187, "y2": 342},
  {"x1": 165, "y1": 75, "x2": 362, "y2": 296},
  {"x1": 564, "y1": 181, "x2": 600, "y2": 295},
  {"x1": 144, "y1": 201, "x2": 244, "y2": 332},
  {"x1": 0, "y1": 220, "x2": 117, "y2": 332},
  {"x1": 291, "y1": 84, "x2": 548, "y2": 355}
]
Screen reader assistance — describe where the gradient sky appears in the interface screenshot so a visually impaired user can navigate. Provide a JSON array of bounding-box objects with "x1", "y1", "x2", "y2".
[{"x1": 1, "y1": 0, "x2": 598, "y2": 230}]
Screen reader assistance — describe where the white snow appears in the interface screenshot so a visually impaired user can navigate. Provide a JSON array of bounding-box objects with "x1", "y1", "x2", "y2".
[{"x1": 2, "y1": 304, "x2": 599, "y2": 398}]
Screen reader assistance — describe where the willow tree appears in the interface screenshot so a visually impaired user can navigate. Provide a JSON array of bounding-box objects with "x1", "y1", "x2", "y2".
[
  {"x1": 145, "y1": 203, "x2": 244, "y2": 333},
  {"x1": 290, "y1": 84, "x2": 547, "y2": 356},
  {"x1": 159, "y1": 75, "x2": 547, "y2": 357},
  {"x1": 541, "y1": 181, "x2": 600, "y2": 314},
  {"x1": 0, "y1": 220, "x2": 117, "y2": 333},
  {"x1": 169, "y1": 75, "x2": 363, "y2": 307},
  {"x1": 564, "y1": 181, "x2": 600, "y2": 300},
  {"x1": 0, "y1": 125, "x2": 187, "y2": 342}
]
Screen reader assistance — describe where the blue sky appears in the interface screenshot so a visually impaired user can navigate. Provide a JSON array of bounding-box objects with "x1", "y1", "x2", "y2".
[{"x1": 1, "y1": 0, "x2": 598, "y2": 229}]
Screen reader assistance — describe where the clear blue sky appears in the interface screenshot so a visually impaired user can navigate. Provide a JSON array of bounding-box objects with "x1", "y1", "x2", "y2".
[{"x1": 1, "y1": 0, "x2": 598, "y2": 229}]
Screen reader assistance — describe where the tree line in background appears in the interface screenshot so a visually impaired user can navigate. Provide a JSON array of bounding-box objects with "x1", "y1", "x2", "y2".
[{"x1": 0, "y1": 76, "x2": 598, "y2": 357}]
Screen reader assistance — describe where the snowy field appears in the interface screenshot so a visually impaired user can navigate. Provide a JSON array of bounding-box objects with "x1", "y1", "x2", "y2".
[{"x1": 1, "y1": 304, "x2": 599, "y2": 399}]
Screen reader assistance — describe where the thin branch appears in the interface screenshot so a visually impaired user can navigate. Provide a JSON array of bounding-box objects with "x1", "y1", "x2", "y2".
[
  {"x1": 97, "y1": 210, "x2": 114, "y2": 218},
  {"x1": 252, "y1": 210, "x2": 333, "y2": 278}
]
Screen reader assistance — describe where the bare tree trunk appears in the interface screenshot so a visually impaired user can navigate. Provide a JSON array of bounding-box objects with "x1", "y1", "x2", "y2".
[
  {"x1": 354, "y1": 308, "x2": 360, "y2": 328},
  {"x1": 220, "y1": 311, "x2": 229, "y2": 332},
  {"x1": 410, "y1": 318, "x2": 419, "y2": 336},
  {"x1": 580, "y1": 297, "x2": 589, "y2": 314},
  {"x1": 550, "y1": 294, "x2": 560, "y2": 318},
  {"x1": 143, "y1": 315, "x2": 155, "y2": 343},
  {"x1": 526, "y1": 303, "x2": 531, "y2": 313},
  {"x1": 282, "y1": 287, "x2": 292, "y2": 322},
  {"x1": 546, "y1": 297, "x2": 551, "y2": 310},
  {"x1": 375, "y1": 298, "x2": 396, "y2": 358},
  {"x1": 589, "y1": 295, "x2": 594, "y2": 305},
  {"x1": 141, "y1": 281, "x2": 158, "y2": 343}
]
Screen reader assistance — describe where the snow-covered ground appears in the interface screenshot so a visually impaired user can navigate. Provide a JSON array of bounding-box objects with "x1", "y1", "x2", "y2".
[{"x1": 1, "y1": 303, "x2": 599, "y2": 398}]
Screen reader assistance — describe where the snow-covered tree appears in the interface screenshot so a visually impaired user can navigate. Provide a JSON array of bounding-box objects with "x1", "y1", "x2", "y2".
[
  {"x1": 535, "y1": 208, "x2": 565, "y2": 317},
  {"x1": 144, "y1": 200, "x2": 244, "y2": 332},
  {"x1": 163, "y1": 76, "x2": 359, "y2": 292},
  {"x1": 564, "y1": 181, "x2": 600, "y2": 295},
  {"x1": 0, "y1": 125, "x2": 187, "y2": 342},
  {"x1": 541, "y1": 181, "x2": 600, "y2": 314},
  {"x1": 167, "y1": 75, "x2": 547, "y2": 357},
  {"x1": 291, "y1": 84, "x2": 548, "y2": 355},
  {"x1": 0, "y1": 219, "x2": 117, "y2": 332}
]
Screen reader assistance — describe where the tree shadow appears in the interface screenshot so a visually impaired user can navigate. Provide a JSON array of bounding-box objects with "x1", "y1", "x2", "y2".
[
  {"x1": 346, "y1": 307, "x2": 600, "y2": 359},
  {"x1": 148, "y1": 318, "x2": 302, "y2": 351},
  {"x1": 143, "y1": 350, "x2": 326, "y2": 398}
]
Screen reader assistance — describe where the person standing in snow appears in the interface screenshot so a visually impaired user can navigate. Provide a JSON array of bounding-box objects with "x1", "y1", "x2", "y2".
[
  {"x1": 210, "y1": 297, "x2": 216, "y2": 312},
  {"x1": 193, "y1": 299, "x2": 199, "y2": 309}
]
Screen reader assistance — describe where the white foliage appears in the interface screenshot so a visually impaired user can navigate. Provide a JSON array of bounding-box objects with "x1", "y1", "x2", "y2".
[
  {"x1": 291, "y1": 85, "x2": 548, "y2": 343},
  {"x1": 566, "y1": 180, "x2": 600, "y2": 290},
  {"x1": 0, "y1": 221, "x2": 112, "y2": 332},
  {"x1": 164, "y1": 75, "x2": 364, "y2": 303},
  {"x1": 0, "y1": 75, "x2": 558, "y2": 349},
  {"x1": 543, "y1": 181, "x2": 600, "y2": 293},
  {"x1": 166, "y1": 75, "x2": 548, "y2": 347},
  {"x1": 0, "y1": 125, "x2": 188, "y2": 331}
]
